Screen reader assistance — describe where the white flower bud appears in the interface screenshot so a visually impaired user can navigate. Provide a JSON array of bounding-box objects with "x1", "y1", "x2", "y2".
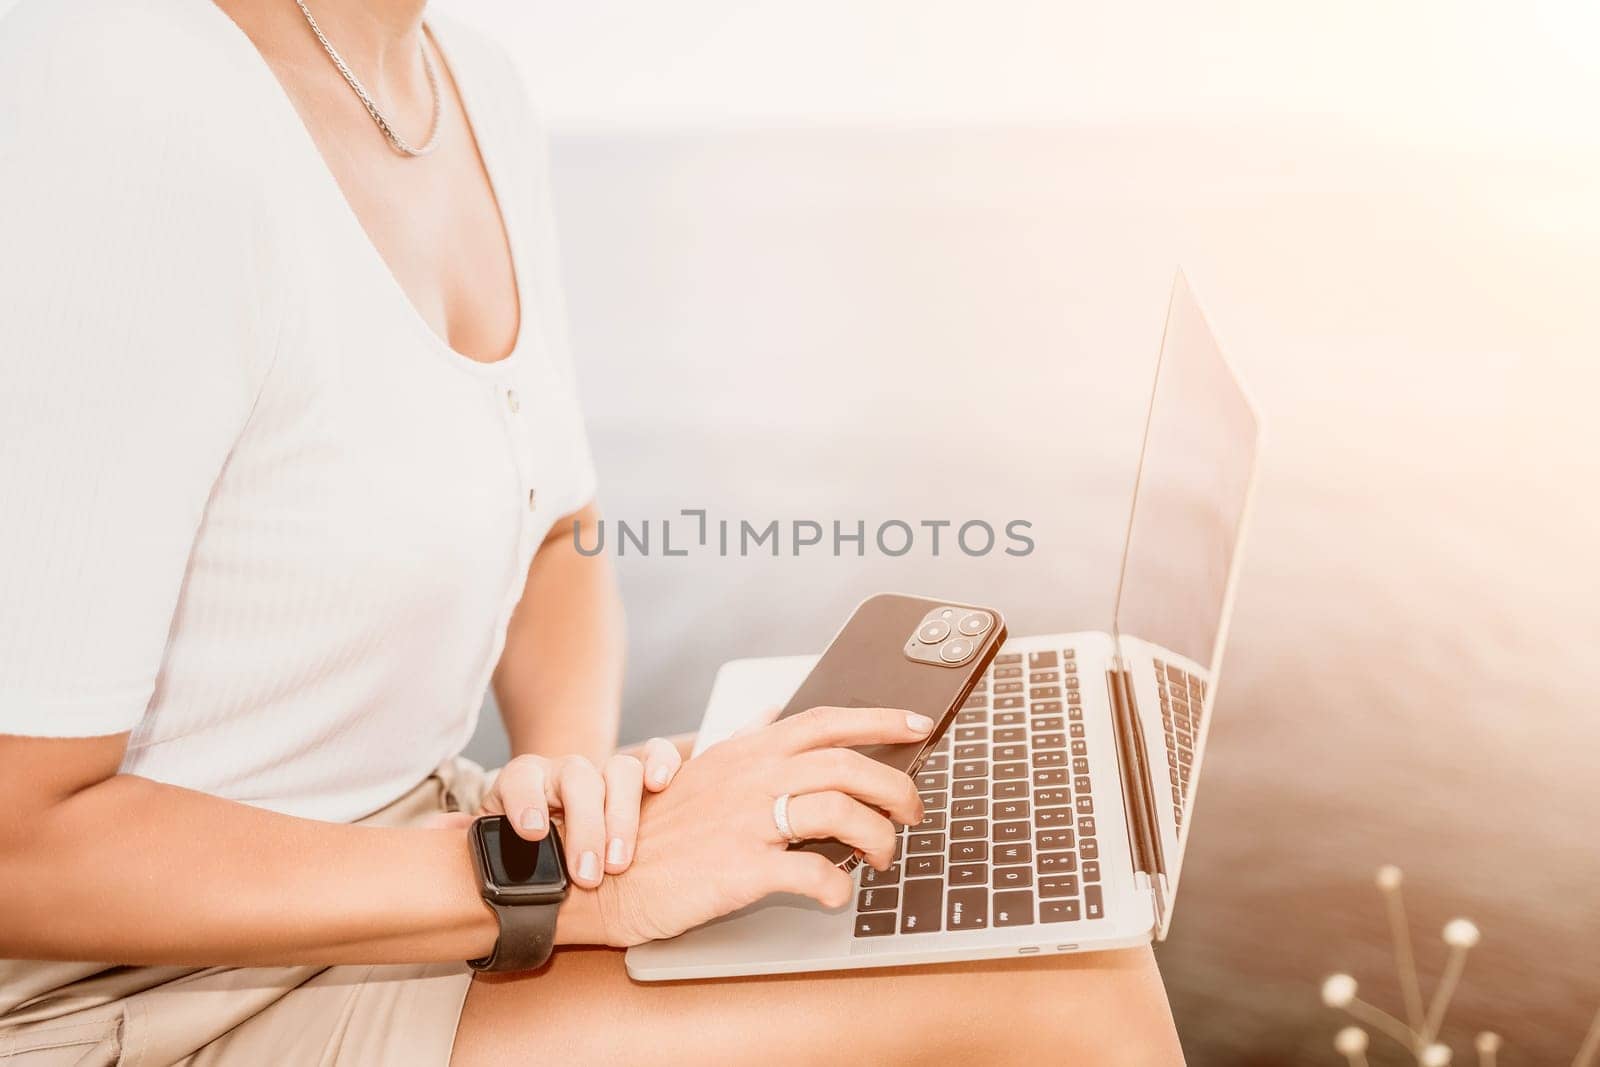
[
  {"x1": 1321, "y1": 973, "x2": 1358, "y2": 1008},
  {"x1": 1475, "y1": 1032, "x2": 1502, "y2": 1054},
  {"x1": 1375, "y1": 864, "x2": 1403, "y2": 891},
  {"x1": 1333, "y1": 1027, "x2": 1369, "y2": 1055},
  {"x1": 1419, "y1": 1042, "x2": 1453, "y2": 1066},
  {"x1": 1443, "y1": 918, "x2": 1481, "y2": 948}
]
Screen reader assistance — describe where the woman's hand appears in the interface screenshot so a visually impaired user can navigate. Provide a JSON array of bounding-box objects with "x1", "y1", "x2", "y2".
[
  {"x1": 588, "y1": 706, "x2": 934, "y2": 946},
  {"x1": 477, "y1": 739, "x2": 684, "y2": 889}
]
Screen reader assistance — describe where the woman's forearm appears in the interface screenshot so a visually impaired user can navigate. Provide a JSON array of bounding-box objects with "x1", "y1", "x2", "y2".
[
  {"x1": 0, "y1": 771, "x2": 607, "y2": 966},
  {"x1": 493, "y1": 502, "x2": 625, "y2": 763}
]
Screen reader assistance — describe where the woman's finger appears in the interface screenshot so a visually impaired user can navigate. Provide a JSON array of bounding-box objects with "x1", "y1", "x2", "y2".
[
  {"x1": 601, "y1": 754, "x2": 645, "y2": 874},
  {"x1": 552, "y1": 756, "x2": 607, "y2": 888},
  {"x1": 490, "y1": 755, "x2": 551, "y2": 841},
  {"x1": 767, "y1": 850, "x2": 855, "y2": 910},
  {"x1": 784, "y1": 748, "x2": 924, "y2": 826},
  {"x1": 771, "y1": 705, "x2": 935, "y2": 754},
  {"x1": 783, "y1": 790, "x2": 900, "y2": 870},
  {"x1": 640, "y1": 736, "x2": 682, "y2": 792}
]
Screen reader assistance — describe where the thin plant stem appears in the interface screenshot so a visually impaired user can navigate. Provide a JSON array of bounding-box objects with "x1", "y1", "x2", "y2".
[
  {"x1": 1482, "y1": 1048, "x2": 1497, "y2": 1067},
  {"x1": 1342, "y1": 1054, "x2": 1370, "y2": 1067},
  {"x1": 1423, "y1": 946, "x2": 1468, "y2": 1043},
  {"x1": 1346, "y1": 998, "x2": 1417, "y2": 1049},
  {"x1": 1574, "y1": 1004, "x2": 1600, "y2": 1067},
  {"x1": 1386, "y1": 886, "x2": 1427, "y2": 1034}
]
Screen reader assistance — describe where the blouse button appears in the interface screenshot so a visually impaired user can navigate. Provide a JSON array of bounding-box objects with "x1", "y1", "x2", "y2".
[{"x1": 506, "y1": 389, "x2": 521, "y2": 414}]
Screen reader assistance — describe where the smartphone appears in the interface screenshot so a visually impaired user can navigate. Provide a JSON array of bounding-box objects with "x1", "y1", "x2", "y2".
[{"x1": 777, "y1": 593, "x2": 1007, "y2": 869}]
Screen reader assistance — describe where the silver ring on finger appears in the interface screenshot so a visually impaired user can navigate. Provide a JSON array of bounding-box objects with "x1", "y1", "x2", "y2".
[{"x1": 772, "y1": 792, "x2": 801, "y2": 844}]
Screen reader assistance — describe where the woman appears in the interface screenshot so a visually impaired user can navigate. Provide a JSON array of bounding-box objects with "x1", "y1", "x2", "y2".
[{"x1": 0, "y1": 0, "x2": 1182, "y2": 1062}]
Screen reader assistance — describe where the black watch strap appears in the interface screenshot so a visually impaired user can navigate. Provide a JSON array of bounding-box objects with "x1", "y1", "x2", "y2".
[{"x1": 469, "y1": 899, "x2": 561, "y2": 973}]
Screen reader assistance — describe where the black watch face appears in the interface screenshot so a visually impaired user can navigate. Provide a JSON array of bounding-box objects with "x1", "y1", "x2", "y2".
[{"x1": 478, "y1": 816, "x2": 567, "y2": 894}]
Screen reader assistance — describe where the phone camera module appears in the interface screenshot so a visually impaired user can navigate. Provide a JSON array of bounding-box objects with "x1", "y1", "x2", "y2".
[
  {"x1": 917, "y1": 619, "x2": 952, "y2": 644},
  {"x1": 939, "y1": 637, "x2": 975, "y2": 663},
  {"x1": 957, "y1": 612, "x2": 991, "y2": 636}
]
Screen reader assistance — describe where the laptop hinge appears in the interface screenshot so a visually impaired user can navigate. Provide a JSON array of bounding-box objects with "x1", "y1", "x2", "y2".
[{"x1": 1107, "y1": 665, "x2": 1167, "y2": 928}]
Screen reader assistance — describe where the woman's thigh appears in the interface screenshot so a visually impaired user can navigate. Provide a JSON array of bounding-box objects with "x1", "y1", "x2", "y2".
[{"x1": 451, "y1": 946, "x2": 1181, "y2": 1066}]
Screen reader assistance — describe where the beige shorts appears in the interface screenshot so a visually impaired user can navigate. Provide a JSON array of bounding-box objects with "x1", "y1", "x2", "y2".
[{"x1": 0, "y1": 758, "x2": 493, "y2": 1066}]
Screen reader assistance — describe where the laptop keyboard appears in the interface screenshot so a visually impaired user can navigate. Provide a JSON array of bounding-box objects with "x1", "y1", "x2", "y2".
[
  {"x1": 853, "y1": 649, "x2": 1104, "y2": 939},
  {"x1": 1154, "y1": 660, "x2": 1206, "y2": 830}
]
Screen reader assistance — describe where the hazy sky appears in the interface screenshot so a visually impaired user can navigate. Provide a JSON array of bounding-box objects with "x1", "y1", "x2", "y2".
[{"x1": 438, "y1": 0, "x2": 1600, "y2": 148}]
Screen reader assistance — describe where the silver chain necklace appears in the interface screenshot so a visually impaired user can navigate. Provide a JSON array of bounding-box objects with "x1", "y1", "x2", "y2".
[{"x1": 293, "y1": 0, "x2": 443, "y2": 157}]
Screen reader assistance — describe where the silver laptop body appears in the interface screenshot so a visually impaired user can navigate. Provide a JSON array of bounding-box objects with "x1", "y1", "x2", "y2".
[{"x1": 628, "y1": 273, "x2": 1262, "y2": 980}]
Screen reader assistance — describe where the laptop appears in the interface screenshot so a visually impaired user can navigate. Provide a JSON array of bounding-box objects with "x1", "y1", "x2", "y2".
[{"x1": 627, "y1": 272, "x2": 1261, "y2": 980}]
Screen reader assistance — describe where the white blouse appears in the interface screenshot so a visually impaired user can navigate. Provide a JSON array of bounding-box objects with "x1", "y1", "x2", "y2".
[{"x1": 0, "y1": 0, "x2": 597, "y2": 821}]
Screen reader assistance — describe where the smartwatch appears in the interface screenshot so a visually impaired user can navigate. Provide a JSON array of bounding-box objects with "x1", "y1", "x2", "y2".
[{"x1": 467, "y1": 815, "x2": 569, "y2": 973}]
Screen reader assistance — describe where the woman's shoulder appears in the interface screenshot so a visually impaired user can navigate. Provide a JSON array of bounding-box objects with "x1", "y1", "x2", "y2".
[{"x1": 0, "y1": 0, "x2": 283, "y2": 188}]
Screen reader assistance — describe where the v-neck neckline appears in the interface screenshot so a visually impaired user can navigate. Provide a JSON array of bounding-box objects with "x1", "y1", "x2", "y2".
[{"x1": 202, "y1": 1, "x2": 528, "y2": 378}]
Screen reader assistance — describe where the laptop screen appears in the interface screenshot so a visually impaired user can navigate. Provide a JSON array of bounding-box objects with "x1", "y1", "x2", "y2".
[{"x1": 1112, "y1": 273, "x2": 1259, "y2": 680}]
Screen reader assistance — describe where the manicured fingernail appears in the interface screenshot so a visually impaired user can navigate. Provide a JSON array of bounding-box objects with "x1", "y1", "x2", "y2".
[
  {"x1": 906, "y1": 712, "x2": 935, "y2": 733},
  {"x1": 578, "y1": 851, "x2": 600, "y2": 883},
  {"x1": 519, "y1": 807, "x2": 545, "y2": 833},
  {"x1": 649, "y1": 765, "x2": 671, "y2": 787},
  {"x1": 607, "y1": 837, "x2": 627, "y2": 865}
]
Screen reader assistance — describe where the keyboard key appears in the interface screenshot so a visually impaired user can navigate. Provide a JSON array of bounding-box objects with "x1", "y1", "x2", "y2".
[
  {"x1": 921, "y1": 752, "x2": 949, "y2": 772},
  {"x1": 907, "y1": 855, "x2": 945, "y2": 878},
  {"x1": 1069, "y1": 723, "x2": 1085, "y2": 738},
  {"x1": 1068, "y1": 706, "x2": 1083, "y2": 721},
  {"x1": 1084, "y1": 884, "x2": 1105, "y2": 920},
  {"x1": 858, "y1": 887, "x2": 898, "y2": 912},
  {"x1": 994, "y1": 711, "x2": 1025, "y2": 726},
  {"x1": 1036, "y1": 829, "x2": 1074, "y2": 850},
  {"x1": 901, "y1": 879, "x2": 943, "y2": 933},
  {"x1": 915, "y1": 811, "x2": 947, "y2": 832},
  {"x1": 1038, "y1": 851, "x2": 1077, "y2": 873},
  {"x1": 1032, "y1": 751, "x2": 1067, "y2": 768},
  {"x1": 1029, "y1": 670, "x2": 1059, "y2": 684},
  {"x1": 1028, "y1": 651, "x2": 1058, "y2": 669},
  {"x1": 994, "y1": 664, "x2": 1022, "y2": 678},
  {"x1": 1031, "y1": 686, "x2": 1061, "y2": 700},
  {"x1": 952, "y1": 798, "x2": 987, "y2": 818},
  {"x1": 1065, "y1": 676, "x2": 1080, "y2": 690},
  {"x1": 1036, "y1": 807, "x2": 1073, "y2": 827},
  {"x1": 916, "y1": 772, "x2": 947, "y2": 792},
  {"x1": 993, "y1": 799, "x2": 1030, "y2": 821},
  {"x1": 1034, "y1": 788, "x2": 1070, "y2": 807},
  {"x1": 1068, "y1": 691, "x2": 1081, "y2": 706},
  {"x1": 948, "y1": 887, "x2": 989, "y2": 929},
  {"x1": 994, "y1": 744, "x2": 1027, "y2": 762},
  {"x1": 995, "y1": 762, "x2": 1028, "y2": 781},
  {"x1": 994, "y1": 696, "x2": 1024, "y2": 710},
  {"x1": 993, "y1": 653, "x2": 1021, "y2": 665},
  {"x1": 949, "y1": 862, "x2": 987, "y2": 887},
  {"x1": 992, "y1": 780, "x2": 1027, "y2": 799},
  {"x1": 1073, "y1": 775, "x2": 1092, "y2": 793},
  {"x1": 1082, "y1": 860, "x2": 1100, "y2": 882},
  {"x1": 954, "y1": 760, "x2": 987, "y2": 780},
  {"x1": 954, "y1": 710, "x2": 985, "y2": 726},
  {"x1": 1071, "y1": 740, "x2": 1088, "y2": 756},
  {"x1": 1081, "y1": 838, "x2": 1099, "y2": 860},
  {"x1": 993, "y1": 865, "x2": 1033, "y2": 890},
  {"x1": 951, "y1": 819, "x2": 987, "y2": 841},
  {"x1": 1035, "y1": 733, "x2": 1065, "y2": 750},
  {"x1": 1075, "y1": 795, "x2": 1095, "y2": 814},
  {"x1": 949, "y1": 840, "x2": 989, "y2": 864},
  {"x1": 863, "y1": 864, "x2": 901, "y2": 886},
  {"x1": 1040, "y1": 875, "x2": 1079, "y2": 898},
  {"x1": 994, "y1": 727, "x2": 1026, "y2": 744},
  {"x1": 909, "y1": 833, "x2": 946, "y2": 854},
  {"x1": 955, "y1": 743, "x2": 987, "y2": 760},
  {"x1": 994, "y1": 889, "x2": 1037, "y2": 926},
  {"x1": 921, "y1": 791, "x2": 948, "y2": 812},
  {"x1": 1032, "y1": 716, "x2": 1063, "y2": 731},
  {"x1": 855, "y1": 912, "x2": 896, "y2": 937},
  {"x1": 1042, "y1": 899, "x2": 1081, "y2": 923},
  {"x1": 1033, "y1": 769, "x2": 1067, "y2": 786},
  {"x1": 955, "y1": 726, "x2": 987, "y2": 742},
  {"x1": 953, "y1": 779, "x2": 984, "y2": 798},
  {"x1": 994, "y1": 842, "x2": 1032, "y2": 865},
  {"x1": 1077, "y1": 816, "x2": 1097, "y2": 837},
  {"x1": 993, "y1": 821, "x2": 1029, "y2": 843},
  {"x1": 994, "y1": 681, "x2": 1023, "y2": 695}
]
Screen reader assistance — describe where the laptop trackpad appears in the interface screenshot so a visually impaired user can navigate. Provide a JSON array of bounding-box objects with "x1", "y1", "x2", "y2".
[{"x1": 627, "y1": 892, "x2": 852, "y2": 974}]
